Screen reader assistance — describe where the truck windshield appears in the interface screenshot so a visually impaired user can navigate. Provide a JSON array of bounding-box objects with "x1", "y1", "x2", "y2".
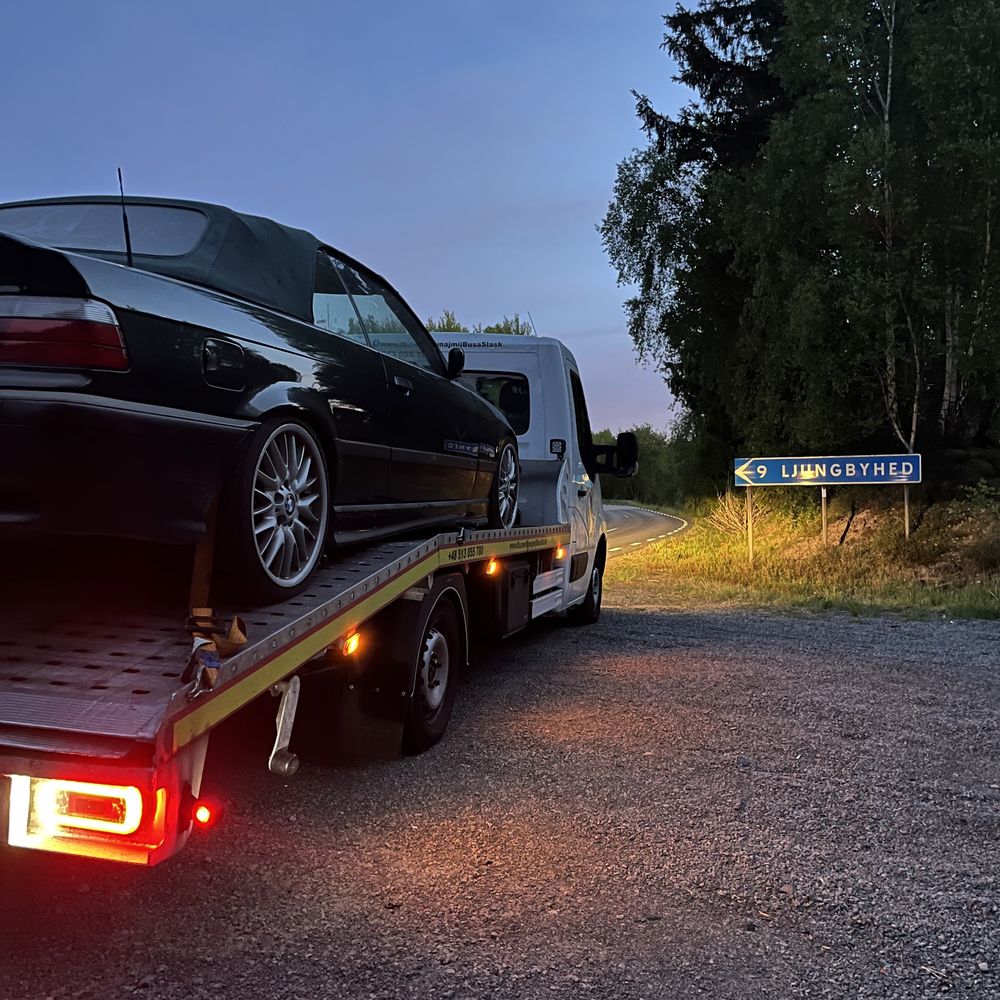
[
  {"x1": 459, "y1": 371, "x2": 530, "y2": 435},
  {"x1": 0, "y1": 203, "x2": 209, "y2": 257}
]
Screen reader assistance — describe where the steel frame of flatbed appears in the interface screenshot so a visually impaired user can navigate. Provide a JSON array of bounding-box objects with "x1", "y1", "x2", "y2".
[{"x1": 0, "y1": 524, "x2": 570, "y2": 768}]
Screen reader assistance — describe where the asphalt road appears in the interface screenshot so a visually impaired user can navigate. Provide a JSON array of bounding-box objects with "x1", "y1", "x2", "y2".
[
  {"x1": 605, "y1": 504, "x2": 687, "y2": 556},
  {"x1": 2, "y1": 594, "x2": 998, "y2": 998}
]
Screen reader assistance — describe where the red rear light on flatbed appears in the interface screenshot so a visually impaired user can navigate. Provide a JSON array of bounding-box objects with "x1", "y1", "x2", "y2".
[
  {"x1": 191, "y1": 800, "x2": 220, "y2": 829},
  {"x1": 6, "y1": 774, "x2": 166, "y2": 864},
  {"x1": 0, "y1": 296, "x2": 128, "y2": 371}
]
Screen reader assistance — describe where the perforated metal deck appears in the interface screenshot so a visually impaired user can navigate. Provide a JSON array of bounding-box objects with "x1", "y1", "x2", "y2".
[
  {"x1": 0, "y1": 537, "x2": 194, "y2": 748},
  {"x1": 0, "y1": 526, "x2": 568, "y2": 757},
  {"x1": 0, "y1": 536, "x2": 430, "y2": 749}
]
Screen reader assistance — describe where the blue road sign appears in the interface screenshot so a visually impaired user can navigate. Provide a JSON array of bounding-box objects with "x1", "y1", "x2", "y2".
[{"x1": 734, "y1": 454, "x2": 922, "y2": 487}]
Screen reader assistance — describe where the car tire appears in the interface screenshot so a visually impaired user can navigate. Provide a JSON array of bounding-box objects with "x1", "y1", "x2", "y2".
[
  {"x1": 568, "y1": 560, "x2": 603, "y2": 625},
  {"x1": 488, "y1": 439, "x2": 520, "y2": 530},
  {"x1": 221, "y1": 416, "x2": 330, "y2": 604},
  {"x1": 403, "y1": 596, "x2": 460, "y2": 754}
]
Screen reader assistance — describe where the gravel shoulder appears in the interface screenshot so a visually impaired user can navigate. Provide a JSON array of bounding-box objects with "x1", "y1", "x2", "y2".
[{"x1": 1, "y1": 602, "x2": 997, "y2": 999}]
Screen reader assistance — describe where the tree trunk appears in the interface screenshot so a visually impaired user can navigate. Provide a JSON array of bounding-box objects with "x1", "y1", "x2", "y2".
[
  {"x1": 939, "y1": 284, "x2": 959, "y2": 437},
  {"x1": 876, "y1": 0, "x2": 908, "y2": 450}
]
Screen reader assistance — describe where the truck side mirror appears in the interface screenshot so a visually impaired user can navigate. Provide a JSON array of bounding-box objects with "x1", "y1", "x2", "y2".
[
  {"x1": 446, "y1": 346, "x2": 465, "y2": 379},
  {"x1": 614, "y1": 431, "x2": 639, "y2": 478},
  {"x1": 587, "y1": 431, "x2": 639, "y2": 478}
]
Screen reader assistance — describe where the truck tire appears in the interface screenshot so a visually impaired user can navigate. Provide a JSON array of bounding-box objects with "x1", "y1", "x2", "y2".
[
  {"x1": 568, "y1": 561, "x2": 603, "y2": 625},
  {"x1": 404, "y1": 595, "x2": 461, "y2": 753},
  {"x1": 220, "y1": 415, "x2": 330, "y2": 603}
]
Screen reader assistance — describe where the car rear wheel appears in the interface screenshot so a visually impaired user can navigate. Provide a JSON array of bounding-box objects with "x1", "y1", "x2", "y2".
[
  {"x1": 222, "y1": 417, "x2": 330, "y2": 603},
  {"x1": 488, "y1": 440, "x2": 519, "y2": 530}
]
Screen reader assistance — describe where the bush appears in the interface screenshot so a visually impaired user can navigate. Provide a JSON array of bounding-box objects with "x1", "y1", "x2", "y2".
[{"x1": 704, "y1": 491, "x2": 769, "y2": 535}]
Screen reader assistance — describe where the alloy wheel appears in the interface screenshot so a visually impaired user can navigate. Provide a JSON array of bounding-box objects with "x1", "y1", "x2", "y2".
[
  {"x1": 497, "y1": 444, "x2": 519, "y2": 529},
  {"x1": 251, "y1": 423, "x2": 328, "y2": 588}
]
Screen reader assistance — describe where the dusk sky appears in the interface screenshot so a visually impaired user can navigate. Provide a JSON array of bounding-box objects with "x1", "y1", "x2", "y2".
[{"x1": 2, "y1": 1, "x2": 686, "y2": 432}]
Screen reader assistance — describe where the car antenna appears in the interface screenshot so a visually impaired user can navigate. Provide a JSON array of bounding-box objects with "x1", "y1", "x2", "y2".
[
  {"x1": 527, "y1": 310, "x2": 538, "y2": 336},
  {"x1": 117, "y1": 167, "x2": 134, "y2": 267}
]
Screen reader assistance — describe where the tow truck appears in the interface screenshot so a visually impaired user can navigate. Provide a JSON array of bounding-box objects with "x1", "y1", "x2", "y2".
[{"x1": 0, "y1": 335, "x2": 637, "y2": 865}]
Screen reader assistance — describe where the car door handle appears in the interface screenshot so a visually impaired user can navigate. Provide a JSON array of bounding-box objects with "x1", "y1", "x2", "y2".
[{"x1": 393, "y1": 376, "x2": 413, "y2": 396}]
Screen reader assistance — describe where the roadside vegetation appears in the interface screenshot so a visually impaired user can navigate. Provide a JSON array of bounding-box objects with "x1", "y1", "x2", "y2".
[
  {"x1": 605, "y1": 483, "x2": 1000, "y2": 620},
  {"x1": 595, "y1": 0, "x2": 999, "y2": 621}
]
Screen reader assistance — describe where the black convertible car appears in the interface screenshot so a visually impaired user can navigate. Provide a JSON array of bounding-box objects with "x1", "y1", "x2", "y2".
[{"x1": 0, "y1": 196, "x2": 519, "y2": 600}]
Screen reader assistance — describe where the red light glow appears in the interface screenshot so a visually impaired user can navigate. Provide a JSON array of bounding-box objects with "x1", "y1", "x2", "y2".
[{"x1": 191, "y1": 801, "x2": 218, "y2": 829}]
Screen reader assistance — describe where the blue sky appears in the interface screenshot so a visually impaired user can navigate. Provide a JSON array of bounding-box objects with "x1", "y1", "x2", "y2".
[{"x1": 1, "y1": 1, "x2": 685, "y2": 431}]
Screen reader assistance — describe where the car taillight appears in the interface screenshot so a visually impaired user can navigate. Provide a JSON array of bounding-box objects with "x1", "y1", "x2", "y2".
[
  {"x1": 0, "y1": 296, "x2": 128, "y2": 371},
  {"x1": 6, "y1": 774, "x2": 166, "y2": 863}
]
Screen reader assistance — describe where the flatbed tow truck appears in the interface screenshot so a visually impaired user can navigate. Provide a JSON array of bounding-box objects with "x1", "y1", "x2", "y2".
[
  {"x1": 0, "y1": 524, "x2": 568, "y2": 865},
  {"x1": 0, "y1": 334, "x2": 635, "y2": 866}
]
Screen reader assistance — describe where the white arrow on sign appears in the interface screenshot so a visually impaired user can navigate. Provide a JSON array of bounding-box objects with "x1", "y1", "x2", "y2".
[{"x1": 735, "y1": 458, "x2": 757, "y2": 486}]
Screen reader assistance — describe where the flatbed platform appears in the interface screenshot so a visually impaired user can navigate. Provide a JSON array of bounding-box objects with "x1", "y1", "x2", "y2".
[{"x1": 0, "y1": 525, "x2": 568, "y2": 761}]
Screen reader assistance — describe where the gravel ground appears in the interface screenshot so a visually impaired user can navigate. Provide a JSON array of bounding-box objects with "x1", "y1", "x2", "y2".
[{"x1": 1, "y1": 602, "x2": 997, "y2": 1000}]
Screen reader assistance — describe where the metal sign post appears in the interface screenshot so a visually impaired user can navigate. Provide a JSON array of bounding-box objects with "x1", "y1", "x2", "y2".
[
  {"x1": 746, "y1": 486, "x2": 754, "y2": 564},
  {"x1": 821, "y1": 486, "x2": 828, "y2": 545},
  {"x1": 904, "y1": 484, "x2": 910, "y2": 541}
]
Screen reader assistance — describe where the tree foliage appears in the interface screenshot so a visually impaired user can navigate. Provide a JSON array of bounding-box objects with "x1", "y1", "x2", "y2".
[
  {"x1": 425, "y1": 309, "x2": 468, "y2": 332},
  {"x1": 596, "y1": 415, "x2": 728, "y2": 505},
  {"x1": 425, "y1": 310, "x2": 534, "y2": 335},
  {"x1": 602, "y1": 0, "x2": 1000, "y2": 471},
  {"x1": 482, "y1": 313, "x2": 535, "y2": 336}
]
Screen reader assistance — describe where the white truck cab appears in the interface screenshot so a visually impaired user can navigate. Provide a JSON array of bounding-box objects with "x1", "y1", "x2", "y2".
[{"x1": 433, "y1": 333, "x2": 638, "y2": 620}]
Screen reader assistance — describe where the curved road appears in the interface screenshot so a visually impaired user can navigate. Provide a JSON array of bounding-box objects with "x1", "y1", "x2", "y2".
[{"x1": 605, "y1": 504, "x2": 686, "y2": 557}]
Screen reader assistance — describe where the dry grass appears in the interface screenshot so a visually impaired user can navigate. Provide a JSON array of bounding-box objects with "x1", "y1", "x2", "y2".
[{"x1": 606, "y1": 492, "x2": 1000, "y2": 619}]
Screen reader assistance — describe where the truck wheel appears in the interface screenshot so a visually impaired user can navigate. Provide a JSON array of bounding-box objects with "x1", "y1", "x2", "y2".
[
  {"x1": 404, "y1": 597, "x2": 460, "y2": 753},
  {"x1": 221, "y1": 416, "x2": 330, "y2": 603},
  {"x1": 488, "y1": 440, "x2": 519, "y2": 530},
  {"x1": 568, "y1": 561, "x2": 603, "y2": 625}
]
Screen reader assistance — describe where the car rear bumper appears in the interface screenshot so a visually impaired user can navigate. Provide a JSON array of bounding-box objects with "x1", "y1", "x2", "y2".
[{"x1": 0, "y1": 390, "x2": 254, "y2": 544}]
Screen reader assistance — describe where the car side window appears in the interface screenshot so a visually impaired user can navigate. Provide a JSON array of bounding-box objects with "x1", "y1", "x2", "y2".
[
  {"x1": 312, "y1": 251, "x2": 369, "y2": 346},
  {"x1": 342, "y1": 266, "x2": 444, "y2": 375}
]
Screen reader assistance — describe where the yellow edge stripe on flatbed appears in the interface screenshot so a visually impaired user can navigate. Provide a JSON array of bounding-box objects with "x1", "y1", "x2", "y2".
[{"x1": 169, "y1": 530, "x2": 568, "y2": 752}]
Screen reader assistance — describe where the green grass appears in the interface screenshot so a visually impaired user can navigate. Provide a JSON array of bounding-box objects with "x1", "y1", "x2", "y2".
[{"x1": 606, "y1": 492, "x2": 1000, "y2": 619}]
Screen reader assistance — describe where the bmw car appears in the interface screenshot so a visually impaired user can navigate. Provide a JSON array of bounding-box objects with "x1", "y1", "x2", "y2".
[{"x1": 0, "y1": 196, "x2": 520, "y2": 601}]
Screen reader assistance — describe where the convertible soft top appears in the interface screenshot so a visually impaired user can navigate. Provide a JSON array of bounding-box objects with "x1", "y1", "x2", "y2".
[{"x1": 0, "y1": 196, "x2": 322, "y2": 321}]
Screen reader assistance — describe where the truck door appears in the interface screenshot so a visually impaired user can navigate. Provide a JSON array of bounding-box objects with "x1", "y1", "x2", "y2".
[{"x1": 566, "y1": 367, "x2": 599, "y2": 604}]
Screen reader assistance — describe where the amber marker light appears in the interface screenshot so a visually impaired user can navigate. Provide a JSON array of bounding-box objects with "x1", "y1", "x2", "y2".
[
  {"x1": 485, "y1": 557, "x2": 500, "y2": 576},
  {"x1": 554, "y1": 545, "x2": 566, "y2": 560},
  {"x1": 342, "y1": 631, "x2": 362, "y2": 656}
]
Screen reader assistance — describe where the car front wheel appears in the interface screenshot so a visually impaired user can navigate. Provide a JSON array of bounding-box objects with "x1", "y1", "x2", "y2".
[
  {"x1": 223, "y1": 417, "x2": 330, "y2": 603},
  {"x1": 488, "y1": 440, "x2": 519, "y2": 530}
]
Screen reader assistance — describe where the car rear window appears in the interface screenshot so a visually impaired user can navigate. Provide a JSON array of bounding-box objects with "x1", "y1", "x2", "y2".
[
  {"x1": 459, "y1": 371, "x2": 530, "y2": 435},
  {"x1": 0, "y1": 203, "x2": 209, "y2": 257}
]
